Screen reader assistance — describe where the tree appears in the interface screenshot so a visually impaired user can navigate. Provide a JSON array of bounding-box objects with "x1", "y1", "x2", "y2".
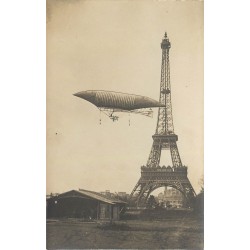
[
  {"x1": 194, "y1": 175, "x2": 204, "y2": 215},
  {"x1": 146, "y1": 195, "x2": 158, "y2": 209},
  {"x1": 198, "y1": 175, "x2": 204, "y2": 194}
]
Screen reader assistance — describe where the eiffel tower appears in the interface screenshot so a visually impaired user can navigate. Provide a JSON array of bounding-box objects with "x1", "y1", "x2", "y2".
[{"x1": 130, "y1": 33, "x2": 196, "y2": 207}]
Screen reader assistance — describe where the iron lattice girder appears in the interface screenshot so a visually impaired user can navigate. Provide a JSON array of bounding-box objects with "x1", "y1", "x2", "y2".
[
  {"x1": 169, "y1": 141, "x2": 182, "y2": 168},
  {"x1": 156, "y1": 44, "x2": 174, "y2": 135},
  {"x1": 146, "y1": 134, "x2": 182, "y2": 168}
]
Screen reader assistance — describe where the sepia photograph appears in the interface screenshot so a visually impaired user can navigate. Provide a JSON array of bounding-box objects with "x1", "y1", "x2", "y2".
[
  {"x1": 46, "y1": 0, "x2": 204, "y2": 249},
  {"x1": 3, "y1": 1, "x2": 250, "y2": 250}
]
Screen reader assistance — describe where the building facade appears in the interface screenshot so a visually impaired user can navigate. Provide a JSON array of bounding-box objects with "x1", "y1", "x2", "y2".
[{"x1": 158, "y1": 187, "x2": 184, "y2": 208}]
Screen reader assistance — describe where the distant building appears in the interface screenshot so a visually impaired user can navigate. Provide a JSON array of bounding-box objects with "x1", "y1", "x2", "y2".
[
  {"x1": 158, "y1": 187, "x2": 184, "y2": 208},
  {"x1": 46, "y1": 193, "x2": 60, "y2": 199},
  {"x1": 46, "y1": 189, "x2": 126, "y2": 221},
  {"x1": 99, "y1": 190, "x2": 129, "y2": 201},
  {"x1": 117, "y1": 192, "x2": 127, "y2": 197},
  {"x1": 100, "y1": 190, "x2": 112, "y2": 198}
]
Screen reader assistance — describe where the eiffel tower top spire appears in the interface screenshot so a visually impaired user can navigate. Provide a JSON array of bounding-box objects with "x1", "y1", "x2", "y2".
[{"x1": 161, "y1": 32, "x2": 171, "y2": 50}]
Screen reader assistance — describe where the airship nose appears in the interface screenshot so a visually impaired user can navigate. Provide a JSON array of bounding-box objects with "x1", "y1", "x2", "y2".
[
  {"x1": 73, "y1": 92, "x2": 81, "y2": 97},
  {"x1": 73, "y1": 91, "x2": 96, "y2": 103}
]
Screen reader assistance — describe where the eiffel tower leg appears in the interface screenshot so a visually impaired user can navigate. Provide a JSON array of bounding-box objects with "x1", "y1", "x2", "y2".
[
  {"x1": 129, "y1": 180, "x2": 149, "y2": 207},
  {"x1": 129, "y1": 180, "x2": 141, "y2": 199},
  {"x1": 137, "y1": 185, "x2": 151, "y2": 204},
  {"x1": 171, "y1": 179, "x2": 196, "y2": 207},
  {"x1": 135, "y1": 182, "x2": 158, "y2": 206},
  {"x1": 182, "y1": 179, "x2": 196, "y2": 206},
  {"x1": 170, "y1": 141, "x2": 182, "y2": 167},
  {"x1": 145, "y1": 186, "x2": 153, "y2": 201},
  {"x1": 146, "y1": 143, "x2": 161, "y2": 168}
]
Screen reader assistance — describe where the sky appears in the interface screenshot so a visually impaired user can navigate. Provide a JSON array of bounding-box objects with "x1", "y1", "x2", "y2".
[{"x1": 47, "y1": 0, "x2": 204, "y2": 195}]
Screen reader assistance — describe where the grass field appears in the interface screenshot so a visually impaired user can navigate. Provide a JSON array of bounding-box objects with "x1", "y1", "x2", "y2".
[{"x1": 47, "y1": 215, "x2": 203, "y2": 249}]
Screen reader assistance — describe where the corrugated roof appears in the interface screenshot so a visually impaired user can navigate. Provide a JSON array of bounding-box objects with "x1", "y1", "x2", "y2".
[
  {"x1": 52, "y1": 190, "x2": 114, "y2": 204},
  {"x1": 78, "y1": 189, "x2": 127, "y2": 204},
  {"x1": 76, "y1": 189, "x2": 115, "y2": 204},
  {"x1": 48, "y1": 189, "x2": 127, "y2": 205}
]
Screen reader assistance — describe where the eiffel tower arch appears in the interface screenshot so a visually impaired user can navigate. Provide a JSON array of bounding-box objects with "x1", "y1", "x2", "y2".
[{"x1": 130, "y1": 33, "x2": 196, "y2": 207}]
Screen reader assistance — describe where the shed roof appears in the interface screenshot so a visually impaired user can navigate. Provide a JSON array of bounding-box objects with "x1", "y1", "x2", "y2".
[
  {"x1": 50, "y1": 189, "x2": 126, "y2": 205},
  {"x1": 78, "y1": 189, "x2": 127, "y2": 204}
]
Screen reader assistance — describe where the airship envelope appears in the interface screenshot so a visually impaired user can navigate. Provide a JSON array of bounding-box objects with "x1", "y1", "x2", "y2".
[{"x1": 73, "y1": 90, "x2": 165, "y2": 110}]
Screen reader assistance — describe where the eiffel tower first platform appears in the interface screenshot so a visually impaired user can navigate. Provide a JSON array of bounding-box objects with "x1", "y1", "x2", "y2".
[{"x1": 130, "y1": 33, "x2": 196, "y2": 207}]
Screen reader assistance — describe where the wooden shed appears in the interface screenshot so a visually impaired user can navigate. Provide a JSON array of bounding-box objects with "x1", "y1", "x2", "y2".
[{"x1": 46, "y1": 189, "x2": 126, "y2": 221}]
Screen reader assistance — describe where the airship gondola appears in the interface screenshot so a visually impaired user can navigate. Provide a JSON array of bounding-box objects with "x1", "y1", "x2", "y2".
[{"x1": 73, "y1": 90, "x2": 165, "y2": 121}]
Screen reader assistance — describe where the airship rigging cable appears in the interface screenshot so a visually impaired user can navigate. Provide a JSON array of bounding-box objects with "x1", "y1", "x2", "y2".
[{"x1": 99, "y1": 110, "x2": 102, "y2": 125}]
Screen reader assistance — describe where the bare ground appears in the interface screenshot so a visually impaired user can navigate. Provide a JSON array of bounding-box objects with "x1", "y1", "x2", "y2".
[{"x1": 47, "y1": 216, "x2": 203, "y2": 249}]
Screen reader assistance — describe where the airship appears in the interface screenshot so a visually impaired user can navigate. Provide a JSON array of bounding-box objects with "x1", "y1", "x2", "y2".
[{"x1": 73, "y1": 90, "x2": 165, "y2": 122}]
